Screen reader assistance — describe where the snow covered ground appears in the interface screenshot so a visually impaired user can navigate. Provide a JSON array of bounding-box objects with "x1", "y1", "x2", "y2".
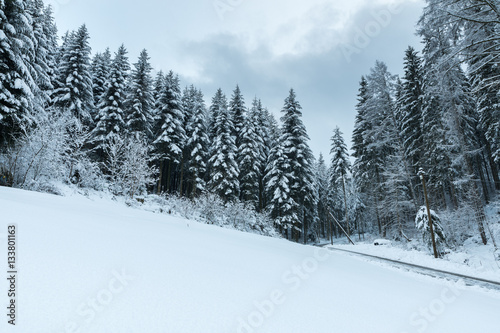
[
  {"x1": 1, "y1": 187, "x2": 500, "y2": 333},
  {"x1": 326, "y1": 231, "x2": 500, "y2": 282}
]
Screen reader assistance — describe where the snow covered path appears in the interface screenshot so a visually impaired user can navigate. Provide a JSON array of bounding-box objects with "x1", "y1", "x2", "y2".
[{"x1": 1, "y1": 187, "x2": 499, "y2": 333}]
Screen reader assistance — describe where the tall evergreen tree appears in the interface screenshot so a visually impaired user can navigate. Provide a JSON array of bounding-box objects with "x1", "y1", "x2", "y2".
[
  {"x1": 330, "y1": 127, "x2": 350, "y2": 185},
  {"x1": 91, "y1": 48, "x2": 111, "y2": 122},
  {"x1": 125, "y1": 49, "x2": 154, "y2": 140},
  {"x1": 351, "y1": 77, "x2": 370, "y2": 190},
  {"x1": 399, "y1": 46, "x2": 424, "y2": 172},
  {"x1": 154, "y1": 71, "x2": 186, "y2": 193},
  {"x1": 229, "y1": 84, "x2": 246, "y2": 148},
  {"x1": 182, "y1": 85, "x2": 196, "y2": 134},
  {"x1": 52, "y1": 24, "x2": 93, "y2": 125},
  {"x1": 265, "y1": 137, "x2": 297, "y2": 235},
  {"x1": 238, "y1": 111, "x2": 260, "y2": 206},
  {"x1": 180, "y1": 85, "x2": 196, "y2": 195},
  {"x1": 361, "y1": 62, "x2": 398, "y2": 235},
  {"x1": 151, "y1": 70, "x2": 164, "y2": 137},
  {"x1": 352, "y1": 62, "x2": 414, "y2": 237},
  {"x1": 207, "y1": 91, "x2": 218, "y2": 145},
  {"x1": 0, "y1": 0, "x2": 37, "y2": 145},
  {"x1": 27, "y1": 0, "x2": 57, "y2": 115},
  {"x1": 186, "y1": 88, "x2": 209, "y2": 197},
  {"x1": 91, "y1": 44, "x2": 129, "y2": 160},
  {"x1": 364, "y1": 61, "x2": 397, "y2": 174},
  {"x1": 249, "y1": 98, "x2": 268, "y2": 210},
  {"x1": 314, "y1": 153, "x2": 331, "y2": 240},
  {"x1": 330, "y1": 127, "x2": 351, "y2": 236},
  {"x1": 280, "y1": 89, "x2": 316, "y2": 242},
  {"x1": 208, "y1": 88, "x2": 240, "y2": 201},
  {"x1": 464, "y1": 18, "x2": 500, "y2": 191}
]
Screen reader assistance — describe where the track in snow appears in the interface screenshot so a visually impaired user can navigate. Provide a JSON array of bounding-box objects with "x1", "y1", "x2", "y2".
[{"x1": 318, "y1": 244, "x2": 500, "y2": 291}]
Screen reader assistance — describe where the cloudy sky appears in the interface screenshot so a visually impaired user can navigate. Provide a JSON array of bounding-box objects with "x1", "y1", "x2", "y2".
[{"x1": 48, "y1": 0, "x2": 425, "y2": 159}]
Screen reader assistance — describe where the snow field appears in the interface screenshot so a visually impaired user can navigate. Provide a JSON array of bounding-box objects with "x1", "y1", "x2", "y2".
[{"x1": 1, "y1": 187, "x2": 500, "y2": 333}]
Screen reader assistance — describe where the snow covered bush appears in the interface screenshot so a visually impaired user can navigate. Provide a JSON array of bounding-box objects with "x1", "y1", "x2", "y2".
[
  {"x1": 0, "y1": 113, "x2": 104, "y2": 193},
  {"x1": 141, "y1": 192, "x2": 277, "y2": 237},
  {"x1": 1, "y1": 117, "x2": 65, "y2": 188},
  {"x1": 104, "y1": 135, "x2": 157, "y2": 198},
  {"x1": 197, "y1": 192, "x2": 226, "y2": 225},
  {"x1": 437, "y1": 204, "x2": 477, "y2": 248},
  {"x1": 415, "y1": 206, "x2": 447, "y2": 255}
]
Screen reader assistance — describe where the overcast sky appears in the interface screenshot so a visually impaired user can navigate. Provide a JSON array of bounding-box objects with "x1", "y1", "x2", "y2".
[{"x1": 48, "y1": 0, "x2": 425, "y2": 159}]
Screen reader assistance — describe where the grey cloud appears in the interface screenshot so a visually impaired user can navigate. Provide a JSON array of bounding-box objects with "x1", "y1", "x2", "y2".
[{"x1": 170, "y1": 1, "x2": 423, "y2": 159}]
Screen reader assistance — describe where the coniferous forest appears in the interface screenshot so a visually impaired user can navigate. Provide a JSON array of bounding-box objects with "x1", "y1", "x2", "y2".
[{"x1": 1, "y1": 0, "x2": 499, "y2": 250}]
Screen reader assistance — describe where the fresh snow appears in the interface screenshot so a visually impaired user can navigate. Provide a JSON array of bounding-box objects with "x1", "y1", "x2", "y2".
[
  {"x1": 373, "y1": 238, "x2": 392, "y2": 246},
  {"x1": 328, "y1": 236, "x2": 500, "y2": 283},
  {"x1": 1, "y1": 187, "x2": 500, "y2": 333}
]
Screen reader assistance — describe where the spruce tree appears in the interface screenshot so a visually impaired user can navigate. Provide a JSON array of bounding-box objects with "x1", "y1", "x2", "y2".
[
  {"x1": 330, "y1": 127, "x2": 351, "y2": 236},
  {"x1": 208, "y1": 88, "x2": 240, "y2": 201},
  {"x1": 330, "y1": 127, "x2": 350, "y2": 185},
  {"x1": 0, "y1": 0, "x2": 37, "y2": 145},
  {"x1": 352, "y1": 62, "x2": 401, "y2": 236},
  {"x1": 154, "y1": 71, "x2": 186, "y2": 193},
  {"x1": 186, "y1": 88, "x2": 209, "y2": 197},
  {"x1": 207, "y1": 88, "x2": 220, "y2": 144},
  {"x1": 28, "y1": 0, "x2": 57, "y2": 115},
  {"x1": 351, "y1": 77, "x2": 370, "y2": 190},
  {"x1": 151, "y1": 70, "x2": 165, "y2": 137},
  {"x1": 364, "y1": 61, "x2": 397, "y2": 177},
  {"x1": 91, "y1": 44, "x2": 129, "y2": 161},
  {"x1": 465, "y1": 22, "x2": 500, "y2": 190},
  {"x1": 91, "y1": 48, "x2": 111, "y2": 122},
  {"x1": 182, "y1": 85, "x2": 196, "y2": 135},
  {"x1": 314, "y1": 153, "x2": 330, "y2": 240},
  {"x1": 52, "y1": 30, "x2": 71, "y2": 92},
  {"x1": 125, "y1": 49, "x2": 154, "y2": 140},
  {"x1": 229, "y1": 84, "x2": 246, "y2": 148},
  {"x1": 249, "y1": 98, "x2": 268, "y2": 210},
  {"x1": 399, "y1": 46, "x2": 424, "y2": 172},
  {"x1": 265, "y1": 138, "x2": 297, "y2": 235},
  {"x1": 280, "y1": 89, "x2": 316, "y2": 242},
  {"x1": 238, "y1": 111, "x2": 260, "y2": 206},
  {"x1": 180, "y1": 85, "x2": 196, "y2": 195},
  {"x1": 52, "y1": 24, "x2": 93, "y2": 125},
  {"x1": 369, "y1": 62, "x2": 397, "y2": 236}
]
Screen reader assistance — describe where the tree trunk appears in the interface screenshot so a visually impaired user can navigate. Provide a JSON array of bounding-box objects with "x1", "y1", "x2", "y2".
[
  {"x1": 374, "y1": 193, "x2": 382, "y2": 236},
  {"x1": 157, "y1": 160, "x2": 164, "y2": 194},
  {"x1": 341, "y1": 175, "x2": 350, "y2": 237},
  {"x1": 166, "y1": 160, "x2": 172, "y2": 193},
  {"x1": 476, "y1": 154, "x2": 490, "y2": 203},
  {"x1": 258, "y1": 177, "x2": 264, "y2": 212},
  {"x1": 449, "y1": 180, "x2": 459, "y2": 210},
  {"x1": 328, "y1": 215, "x2": 332, "y2": 245},
  {"x1": 465, "y1": 160, "x2": 489, "y2": 245},
  {"x1": 179, "y1": 159, "x2": 184, "y2": 196},
  {"x1": 191, "y1": 171, "x2": 198, "y2": 199},
  {"x1": 484, "y1": 141, "x2": 500, "y2": 191}
]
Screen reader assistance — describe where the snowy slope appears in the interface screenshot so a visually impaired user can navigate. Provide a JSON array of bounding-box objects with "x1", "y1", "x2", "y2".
[{"x1": 1, "y1": 187, "x2": 500, "y2": 333}]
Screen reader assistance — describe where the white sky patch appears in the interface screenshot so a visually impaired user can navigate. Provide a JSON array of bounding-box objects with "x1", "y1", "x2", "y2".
[
  {"x1": 53, "y1": 0, "x2": 416, "y2": 58},
  {"x1": 209, "y1": 0, "x2": 420, "y2": 58},
  {"x1": 212, "y1": 0, "x2": 364, "y2": 57}
]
